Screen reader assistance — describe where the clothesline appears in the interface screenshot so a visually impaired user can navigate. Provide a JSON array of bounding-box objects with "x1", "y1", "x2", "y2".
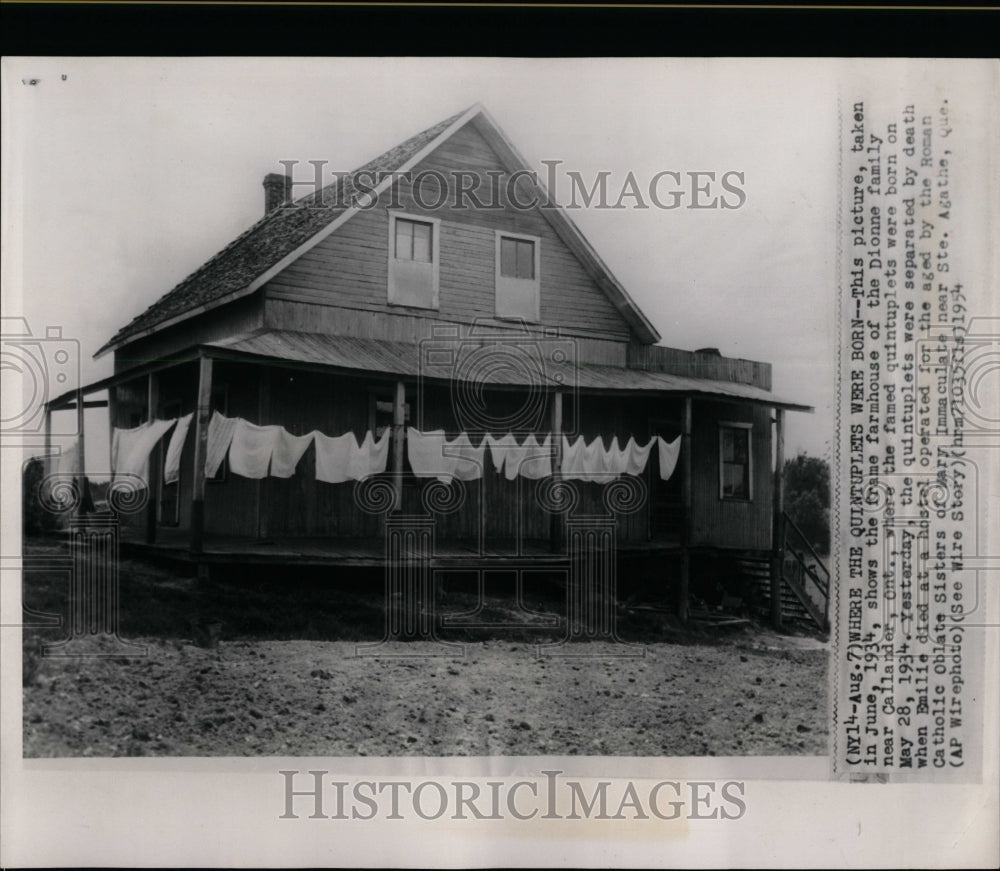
[{"x1": 111, "y1": 413, "x2": 681, "y2": 486}]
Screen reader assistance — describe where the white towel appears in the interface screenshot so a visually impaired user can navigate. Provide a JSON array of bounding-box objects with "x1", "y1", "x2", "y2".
[
  {"x1": 657, "y1": 435, "x2": 682, "y2": 481},
  {"x1": 407, "y1": 428, "x2": 458, "y2": 483},
  {"x1": 622, "y1": 436, "x2": 654, "y2": 477},
  {"x1": 163, "y1": 413, "x2": 193, "y2": 485},
  {"x1": 113, "y1": 418, "x2": 177, "y2": 484},
  {"x1": 518, "y1": 433, "x2": 552, "y2": 480},
  {"x1": 270, "y1": 429, "x2": 314, "y2": 478},
  {"x1": 56, "y1": 439, "x2": 80, "y2": 476},
  {"x1": 485, "y1": 433, "x2": 519, "y2": 478},
  {"x1": 228, "y1": 419, "x2": 282, "y2": 479},
  {"x1": 314, "y1": 431, "x2": 358, "y2": 484},
  {"x1": 560, "y1": 434, "x2": 584, "y2": 479},
  {"x1": 561, "y1": 434, "x2": 617, "y2": 481},
  {"x1": 447, "y1": 432, "x2": 486, "y2": 481},
  {"x1": 349, "y1": 429, "x2": 390, "y2": 480},
  {"x1": 205, "y1": 412, "x2": 238, "y2": 478}
]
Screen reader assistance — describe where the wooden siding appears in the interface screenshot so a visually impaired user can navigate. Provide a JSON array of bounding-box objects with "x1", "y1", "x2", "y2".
[
  {"x1": 263, "y1": 299, "x2": 628, "y2": 366},
  {"x1": 688, "y1": 400, "x2": 773, "y2": 550},
  {"x1": 264, "y1": 123, "x2": 635, "y2": 344},
  {"x1": 113, "y1": 297, "x2": 264, "y2": 374}
]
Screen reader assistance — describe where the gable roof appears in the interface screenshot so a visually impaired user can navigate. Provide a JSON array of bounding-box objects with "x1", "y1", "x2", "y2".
[{"x1": 96, "y1": 104, "x2": 660, "y2": 358}]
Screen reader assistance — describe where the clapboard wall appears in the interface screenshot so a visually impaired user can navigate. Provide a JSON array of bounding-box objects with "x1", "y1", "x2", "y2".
[{"x1": 264, "y1": 123, "x2": 636, "y2": 347}]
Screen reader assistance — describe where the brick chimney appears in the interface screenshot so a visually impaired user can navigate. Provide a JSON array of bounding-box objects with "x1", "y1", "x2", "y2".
[{"x1": 263, "y1": 172, "x2": 292, "y2": 214}]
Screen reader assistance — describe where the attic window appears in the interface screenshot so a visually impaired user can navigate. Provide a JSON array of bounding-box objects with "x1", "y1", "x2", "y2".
[
  {"x1": 719, "y1": 422, "x2": 753, "y2": 500},
  {"x1": 388, "y1": 213, "x2": 439, "y2": 309},
  {"x1": 495, "y1": 231, "x2": 540, "y2": 321},
  {"x1": 395, "y1": 218, "x2": 433, "y2": 263}
]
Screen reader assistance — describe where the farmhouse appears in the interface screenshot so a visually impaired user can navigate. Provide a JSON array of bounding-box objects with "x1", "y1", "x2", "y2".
[{"x1": 44, "y1": 104, "x2": 827, "y2": 629}]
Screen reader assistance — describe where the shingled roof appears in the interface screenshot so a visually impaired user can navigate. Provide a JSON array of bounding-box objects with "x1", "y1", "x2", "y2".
[
  {"x1": 95, "y1": 108, "x2": 468, "y2": 357},
  {"x1": 97, "y1": 104, "x2": 662, "y2": 357}
]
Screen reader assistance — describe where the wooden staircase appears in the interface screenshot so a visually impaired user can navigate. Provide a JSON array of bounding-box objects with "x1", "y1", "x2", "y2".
[{"x1": 740, "y1": 514, "x2": 830, "y2": 631}]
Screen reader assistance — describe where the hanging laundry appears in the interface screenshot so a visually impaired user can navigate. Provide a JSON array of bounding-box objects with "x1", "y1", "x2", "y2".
[
  {"x1": 270, "y1": 429, "x2": 314, "y2": 479},
  {"x1": 603, "y1": 436, "x2": 627, "y2": 478},
  {"x1": 407, "y1": 428, "x2": 459, "y2": 483},
  {"x1": 657, "y1": 435, "x2": 682, "y2": 481},
  {"x1": 228, "y1": 419, "x2": 282, "y2": 479},
  {"x1": 56, "y1": 439, "x2": 80, "y2": 476},
  {"x1": 560, "y1": 434, "x2": 624, "y2": 482},
  {"x1": 314, "y1": 431, "x2": 358, "y2": 484},
  {"x1": 560, "y1": 435, "x2": 583, "y2": 479},
  {"x1": 205, "y1": 412, "x2": 238, "y2": 478},
  {"x1": 484, "y1": 433, "x2": 521, "y2": 479},
  {"x1": 348, "y1": 429, "x2": 390, "y2": 480},
  {"x1": 113, "y1": 418, "x2": 177, "y2": 483},
  {"x1": 622, "y1": 436, "x2": 654, "y2": 477},
  {"x1": 518, "y1": 433, "x2": 552, "y2": 480},
  {"x1": 447, "y1": 432, "x2": 486, "y2": 481},
  {"x1": 163, "y1": 413, "x2": 193, "y2": 485}
]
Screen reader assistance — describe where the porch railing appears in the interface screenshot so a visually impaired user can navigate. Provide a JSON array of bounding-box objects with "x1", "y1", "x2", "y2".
[{"x1": 780, "y1": 511, "x2": 830, "y2": 631}]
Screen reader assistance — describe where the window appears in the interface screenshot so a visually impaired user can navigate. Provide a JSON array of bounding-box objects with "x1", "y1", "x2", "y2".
[
  {"x1": 500, "y1": 237, "x2": 535, "y2": 279},
  {"x1": 388, "y1": 213, "x2": 439, "y2": 309},
  {"x1": 495, "y1": 231, "x2": 540, "y2": 321},
  {"x1": 395, "y1": 218, "x2": 432, "y2": 263},
  {"x1": 719, "y1": 423, "x2": 753, "y2": 500}
]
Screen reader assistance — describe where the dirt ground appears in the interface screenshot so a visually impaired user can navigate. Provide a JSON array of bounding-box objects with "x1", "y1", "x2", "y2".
[{"x1": 21, "y1": 540, "x2": 828, "y2": 758}]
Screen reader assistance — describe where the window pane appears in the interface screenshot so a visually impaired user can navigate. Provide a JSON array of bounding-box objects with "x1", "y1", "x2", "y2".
[
  {"x1": 500, "y1": 237, "x2": 518, "y2": 277},
  {"x1": 412, "y1": 222, "x2": 432, "y2": 263},
  {"x1": 395, "y1": 219, "x2": 413, "y2": 259},
  {"x1": 517, "y1": 240, "x2": 534, "y2": 278},
  {"x1": 721, "y1": 428, "x2": 735, "y2": 462},
  {"x1": 723, "y1": 463, "x2": 747, "y2": 498},
  {"x1": 733, "y1": 430, "x2": 748, "y2": 463}
]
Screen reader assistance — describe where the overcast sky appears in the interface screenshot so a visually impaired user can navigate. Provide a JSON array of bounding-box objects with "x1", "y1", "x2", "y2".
[{"x1": 4, "y1": 57, "x2": 837, "y2": 466}]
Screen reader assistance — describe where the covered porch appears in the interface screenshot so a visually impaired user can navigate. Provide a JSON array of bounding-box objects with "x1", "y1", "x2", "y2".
[{"x1": 43, "y1": 329, "x2": 813, "y2": 625}]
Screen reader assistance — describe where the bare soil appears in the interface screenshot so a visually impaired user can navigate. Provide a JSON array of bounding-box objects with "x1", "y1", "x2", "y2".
[{"x1": 21, "y1": 539, "x2": 828, "y2": 758}]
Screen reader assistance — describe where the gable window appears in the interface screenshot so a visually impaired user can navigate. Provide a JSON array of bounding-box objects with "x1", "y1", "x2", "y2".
[
  {"x1": 388, "y1": 213, "x2": 439, "y2": 309},
  {"x1": 719, "y1": 422, "x2": 753, "y2": 500},
  {"x1": 495, "y1": 231, "x2": 540, "y2": 321}
]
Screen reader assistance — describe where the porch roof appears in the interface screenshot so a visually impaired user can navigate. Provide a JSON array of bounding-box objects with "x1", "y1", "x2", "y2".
[{"x1": 204, "y1": 330, "x2": 814, "y2": 412}]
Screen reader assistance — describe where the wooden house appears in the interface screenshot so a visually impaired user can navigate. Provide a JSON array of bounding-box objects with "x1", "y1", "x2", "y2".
[{"x1": 44, "y1": 104, "x2": 826, "y2": 628}]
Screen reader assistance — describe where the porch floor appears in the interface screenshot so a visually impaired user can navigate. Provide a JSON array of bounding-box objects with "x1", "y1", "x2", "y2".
[{"x1": 119, "y1": 526, "x2": 682, "y2": 568}]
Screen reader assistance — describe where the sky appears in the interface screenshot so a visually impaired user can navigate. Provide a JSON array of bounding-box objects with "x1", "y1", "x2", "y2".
[{"x1": 3, "y1": 57, "x2": 838, "y2": 469}]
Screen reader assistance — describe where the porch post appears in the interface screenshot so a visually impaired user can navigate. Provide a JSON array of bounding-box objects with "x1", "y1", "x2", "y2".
[
  {"x1": 256, "y1": 367, "x2": 271, "y2": 540},
  {"x1": 392, "y1": 379, "x2": 405, "y2": 511},
  {"x1": 75, "y1": 387, "x2": 86, "y2": 517},
  {"x1": 43, "y1": 403, "x2": 52, "y2": 473},
  {"x1": 549, "y1": 389, "x2": 563, "y2": 552},
  {"x1": 145, "y1": 373, "x2": 160, "y2": 543},
  {"x1": 770, "y1": 408, "x2": 786, "y2": 630},
  {"x1": 106, "y1": 386, "x2": 117, "y2": 473},
  {"x1": 678, "y1": 396, "x2": 693, "y2": 624},
  {"x1": 190, "y1": 355, "x2": 213, "y2": 554}
]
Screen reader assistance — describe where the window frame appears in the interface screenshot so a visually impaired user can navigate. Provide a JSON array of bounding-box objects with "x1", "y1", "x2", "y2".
[
  {"x1": 494, "y1": 230, "x2": 541, "y2": 322},
  {"x1": 718, "y1": 421, "x2": 753, "y2": 501},
  {"x1": 387, "y1": 212, "x2": 440, "y2": 310}
]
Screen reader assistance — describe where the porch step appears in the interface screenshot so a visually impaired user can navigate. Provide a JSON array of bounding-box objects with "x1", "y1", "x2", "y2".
[{"x1": 734, "y1": 555, "x2": 815, "y2": 626}]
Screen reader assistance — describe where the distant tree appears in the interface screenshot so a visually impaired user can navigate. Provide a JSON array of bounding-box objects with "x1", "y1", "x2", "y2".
[{"x1": 783, "y1": 452, "x2": 830, "y2": 553}]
